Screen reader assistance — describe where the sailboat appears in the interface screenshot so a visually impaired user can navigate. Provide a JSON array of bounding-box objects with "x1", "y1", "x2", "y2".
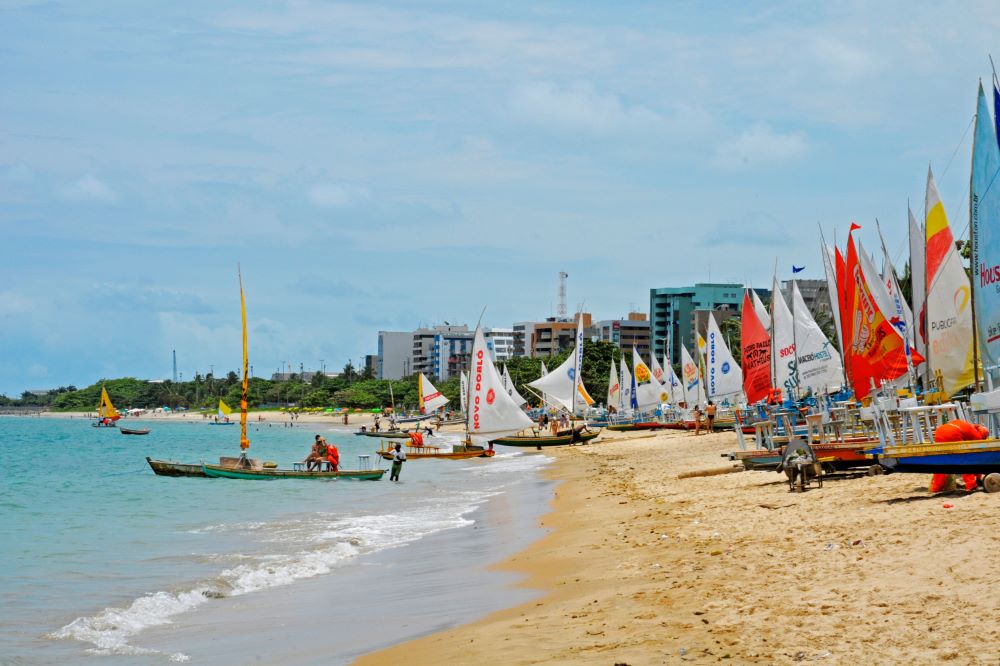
[
  {"x1": 92, "y1": 386, "x2": 120, "y2": 427},
  {"x1": 198, "y1": 270, "x2": 385, "y2": 480},
  {"x1": 209, "y1": 399, "x2": 236, "y2": 425},
  {"x1": 501, "y1": 318, "x2": 601, "y2": 447}
]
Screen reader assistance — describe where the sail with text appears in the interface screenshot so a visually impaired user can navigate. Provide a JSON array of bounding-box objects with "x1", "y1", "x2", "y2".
[
  {"x1": 459, "y1": 370, "x2": 468, "y2": 414},
  {"x1": 771, "y1": 275, "x2": 797, "y2": 398},
  {"x1": 971, "y1": 81, "x2": 1000, "y2": 374},
  {"x1": 418, "y1": 372, "x2": 449, "y2": 414},
  {"x1": 705, "y1": 312, "x2": 743, "y2": 400},
  {"x1": 607, "y1": 358, "x2": 620, "y2": 409},
  {"x1": 633, "y1": 347, "x2": 668, "y2": 410},
  {"x1": 741, "y1": 289, "x2": 772, "y2": 404},
  {"x1": 619, "y1": 352, "x2": 634, "y2": 411},
  {"x1": 501, "y1": 365, "x2": 529, "y2": 407},
  {"x1": 791, "y1": 280, "x2": 844, "y2": 394},
  {"x1": 878, "y1": 226, "x2": 917, "y2": 362},
  {"x1": 908, "y1": 207, "x2": 927, "y2": 380},
  {"x1": 467, "y1": 326, "x2": 534, "y2": 442},
  {"x1": 843, "y1": 231, "x2": 917, "y2": 399},
  {"x1": 926, "y1": 167, "x2": 976, "y2": 395},
  {"x1": 662, "y1": 352, "x2": 684, "y2": 404}
]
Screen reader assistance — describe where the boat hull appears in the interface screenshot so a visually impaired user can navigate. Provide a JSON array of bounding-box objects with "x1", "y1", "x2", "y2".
[
  {"x1": 871, "y1": 440, "x2": 1000, "y2": 475},
  {"x1": 375, "y1": 448, "x2": 495, "y2": 460},
  {"x1": 491, "y1": 429, "x2": 601, "y2": 448},
  {"x1": 120, "y1": 427, "x2": 150, "y2": 435},
  {"x1": 146, "y1": 457, "x2": 207, "y2": 477},
  {"x1": 208, "y1": 421, "x2": 236, "y2": 426},
  {"x1": 358, "y1": 431, "x2": 411, "y2": 438},
  {"x1": 202, "y1": 463, "x2": 385, "y2": 480}
]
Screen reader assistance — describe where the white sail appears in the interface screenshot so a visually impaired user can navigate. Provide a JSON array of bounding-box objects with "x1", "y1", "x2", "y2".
[
  {"x1": 705, "y1": 312, "x2": 743, "y2": 399},
  {"x1": 680, "y1": 344, "x2": 701, "y2": 407},
  {"x1": 821, "y1": 242, "x2": 845, "y2": 359},
  {"x1": 791, "y1": 281, "x2": 843, "y2": 395},
  {"x1": 527, "y1": 318, "x2": 590, "y2": 413},
  {"x1": 663, "y1": 352, "x2": 684, "y2": 404},
  {"x1": 539, "y1": 361, "x2": 550, "y2": 408},
  {"x1": 467, "y1": 327, "x2": 534, "y2": 442},
  {"x1": 752, "y1": 289, "x2": 771, "y2": 333},
  {"x1": 908, "y1": 207, "x2": 927, "y2": 379},
  {"x1": 619, "y1": 352, "x2": 634, "y2": 411},
  {"x1": 649, "y1": 353, "x2": 665, "y2": 384},
  {"x1": 607, "y1": 358, "x2": 620, "y2": 409},
  {"x1": 459, "y1": 370, "x2": 468, "y2": 414},
  {"x1": 502, "y1": 364, "x2": 529, "y2": 407},
  {"x1": 419, "y1": 373, "x2": 449, "y2": 414},
  {"x1": 632, "y1": 347, "x2": 667, "y2": 410},
  {"x1": 771, "y1": 275, "x2": 797, "y2": 398}
]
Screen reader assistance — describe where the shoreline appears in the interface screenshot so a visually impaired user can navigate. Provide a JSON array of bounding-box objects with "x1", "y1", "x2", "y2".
[{"x1": 358, "y1": 429, "x2": 1000, "y2": 665}]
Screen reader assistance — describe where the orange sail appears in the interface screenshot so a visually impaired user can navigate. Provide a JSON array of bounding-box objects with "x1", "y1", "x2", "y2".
[
  {"x1": 239, "y1": 268, "x2": 250, "y2": 451},
  {"x1": 740, "y1": 290, "x2": 771, "y2": 403},
  {"x1": 843, "y1": 233, "x2": 919, "y2": 398}
]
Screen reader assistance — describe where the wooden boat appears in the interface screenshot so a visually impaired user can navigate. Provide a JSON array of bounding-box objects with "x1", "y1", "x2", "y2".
[
  {"x1": 375, "y1": 442, "x2": 494, "y2": 460},
  {"x1": 93, "y1": 386, "x2": 121, "y2": 428},
  {"x1": 147, "y1": 457, "x2": 207, "y2": 477},
  {"x1": 871, "y1": 440, "x2": 1000, "y2": 475},
  {"x1": 120, "y1": 426, "x2": 150, "y2": 435},
  {"x1": 202, "y1": 463, "x2": 385, "y2": 480},
  {"x1": 358, "y1": 430, "x2": 410, "y2": 438},
  {"x1": 208, "y1": 421, "x2": 236, "y2": 426},
  {"x1": 491, "y1": 428, "x2": 601, "y2": 448}
]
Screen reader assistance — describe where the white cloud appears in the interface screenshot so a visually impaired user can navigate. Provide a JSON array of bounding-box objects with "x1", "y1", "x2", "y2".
[
  {"x1": 510, "y1": 82, "x2": 665, "y2": 134},
  {"x1": 713, "y1": 123, "x2": 807, "y2": 169},
  {"x1": 61, "y1": 175, "x2": 118, "y2": 203},
  {"x1": 307, "y1": 182, "x2": 371, "y2": 208}
]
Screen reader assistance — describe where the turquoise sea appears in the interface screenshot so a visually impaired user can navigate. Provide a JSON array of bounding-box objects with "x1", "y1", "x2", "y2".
[{"x1": 0, "y1": 416, "x2": 553, "y2": 663}]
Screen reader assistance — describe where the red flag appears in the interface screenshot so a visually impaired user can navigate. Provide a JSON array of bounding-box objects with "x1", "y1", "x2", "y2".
[
  {"x1": 740, "y1": 290, "x2": 772, "y2": 403},
  {"x1": 849, "y1": 222, "x2": 862, "y2": 232},
  {"x1": 835, "y1": 245, "x2": 848, "y2": 358},
  {"x1": 844, "y1": 235, "x2": 912, "y2": 398}
]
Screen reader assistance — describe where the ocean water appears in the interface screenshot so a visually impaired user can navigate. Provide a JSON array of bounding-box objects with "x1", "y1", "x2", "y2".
[{"x1": 0, "y1": 416, "x2": 553, "y2": 663}]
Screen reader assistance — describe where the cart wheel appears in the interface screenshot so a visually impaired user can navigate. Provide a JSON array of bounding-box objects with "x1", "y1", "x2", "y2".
[
  {"x1": 867, "y1": 465, "x2": 884, "y2": 477},
  {"x1": 983, "y1": 473, "x2": 1000, "y2": 494},
  {"x1": 796, "y1": 470, "x2": 805, "y2": 493}
]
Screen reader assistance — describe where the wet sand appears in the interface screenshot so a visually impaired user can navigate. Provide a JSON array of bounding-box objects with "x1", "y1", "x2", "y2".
[{"x1": 360, "y1": 428, "x2": 1000, "y2": 665}]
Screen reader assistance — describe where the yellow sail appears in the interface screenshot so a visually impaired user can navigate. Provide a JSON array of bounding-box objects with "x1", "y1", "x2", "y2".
[
  {"x1": 218, "y1": 399, "x2": 232, "y2": 416},
  {"x1": 99, "y1": 386, "x2": 119, "y2": 419},
  {"x1": 239, "y1": 268, "x2": 250, "y2": 451}
]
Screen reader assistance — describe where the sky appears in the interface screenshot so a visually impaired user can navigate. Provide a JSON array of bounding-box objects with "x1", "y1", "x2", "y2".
[{"x1": 2, "y1": 0, "x2": 999, "y2": 395}]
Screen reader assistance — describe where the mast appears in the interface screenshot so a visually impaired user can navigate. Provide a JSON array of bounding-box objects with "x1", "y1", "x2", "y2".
[
  {"x1": 790, "y1": 280, "x2": 800, "y2": 398},
  {"x1": 970, "y1": 86, "x2": 983, "y2": 391},
  {"x1": 238, "y1": 266, "x2": 250, "y2": 454}
]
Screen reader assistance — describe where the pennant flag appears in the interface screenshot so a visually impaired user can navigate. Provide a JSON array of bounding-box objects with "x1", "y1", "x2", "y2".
[{"x1": 792, "y1": 265, "x2": 806, "y2": 274}]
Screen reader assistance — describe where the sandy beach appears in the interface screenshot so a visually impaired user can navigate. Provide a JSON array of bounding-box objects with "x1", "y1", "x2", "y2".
[{"x1": 360, "y1": 428, "x2": 1000, "y2": 665}]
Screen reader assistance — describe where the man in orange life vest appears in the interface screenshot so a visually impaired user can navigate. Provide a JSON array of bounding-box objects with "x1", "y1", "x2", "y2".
[{"x1": 324, "y1": 437, "x2": 339, "y2": 472}]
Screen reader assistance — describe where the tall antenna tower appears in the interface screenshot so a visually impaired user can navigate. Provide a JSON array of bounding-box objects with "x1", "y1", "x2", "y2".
[
  {"x1": 557, "y1": 271, "x2": 568, "y2": 319},
  {"x1": 172, "y1": 350, "x2": 177, "y2": 383}
]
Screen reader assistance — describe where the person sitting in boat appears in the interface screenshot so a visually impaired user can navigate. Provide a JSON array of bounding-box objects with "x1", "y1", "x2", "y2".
[
  {"x1": 373, "y1": 416, "x2": 381, "y2": 432},
  {"x1": 325, "y1": 438, "x2": 339, "y2": 472},
  {"x1": 359, "y1": 425, "x2": 368, "y2": 433},
  {"x1": 305, "y1": 435, "x2": 324, "y2": 471}
]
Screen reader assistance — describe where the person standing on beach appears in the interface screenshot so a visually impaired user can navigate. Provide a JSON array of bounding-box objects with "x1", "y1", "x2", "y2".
[
  {"x1": 705, "y1": 401, "x2": 717, "y2": 433},
  {"x1": 390, "y1": 442, "x2": 406, "y2": 481},
  {"x1": 692, "y1": 405, "x2": 703, "y2": 436}
]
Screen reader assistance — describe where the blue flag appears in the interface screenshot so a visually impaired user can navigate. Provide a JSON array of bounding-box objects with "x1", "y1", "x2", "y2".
[
  {"x1": 792, "y1": 265, "x2": 805, "y2": 274},
  {"x1": 993, "y1": 81, "x2": 1000, "y2": 151}
]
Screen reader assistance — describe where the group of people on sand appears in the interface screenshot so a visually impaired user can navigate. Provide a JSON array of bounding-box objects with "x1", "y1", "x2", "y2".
[
  {"x1": 537, "y1": 412, "x2": 570, "y2": 436},
  {"x1": 690, "y1": 400, "x2": 717, "y2": 435},
  {"x1": 304, "y1": 434, "x2": 340, "y2": 471}
]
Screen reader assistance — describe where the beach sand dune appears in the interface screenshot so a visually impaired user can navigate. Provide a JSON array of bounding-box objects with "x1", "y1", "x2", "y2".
[{"x1": 360, "y1": 429, "x2": 1000, "y2": 665}]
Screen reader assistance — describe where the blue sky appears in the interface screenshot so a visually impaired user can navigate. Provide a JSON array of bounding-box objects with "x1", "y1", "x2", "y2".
[{"x1": 2, "y1": 0, "x2": 998, "y2": 395}]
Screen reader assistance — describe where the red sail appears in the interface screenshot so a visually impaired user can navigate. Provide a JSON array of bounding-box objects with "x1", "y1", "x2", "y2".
[
  {"x1": 741, "y1": 290, "x2": 772, "y2": 403},
  {"x1": 843, "y1": 234, "x2": 915, "y2": 398}
]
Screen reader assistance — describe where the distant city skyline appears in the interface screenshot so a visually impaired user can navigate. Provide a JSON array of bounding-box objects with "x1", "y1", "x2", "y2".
[{"x1": 2, "y1": 1, "x2": 998, "y2": 395}]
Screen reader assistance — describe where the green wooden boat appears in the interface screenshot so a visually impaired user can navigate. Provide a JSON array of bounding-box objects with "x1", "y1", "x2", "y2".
[
  {"x1": 357, "y1": 430, "x2": 411, "y2": 439},
  {"x1": 491, "y1": 428, "x2": 601, "y2": 448},
  {"x1": 201, "y1": 463, "x2": 385, "y2": 480}
]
